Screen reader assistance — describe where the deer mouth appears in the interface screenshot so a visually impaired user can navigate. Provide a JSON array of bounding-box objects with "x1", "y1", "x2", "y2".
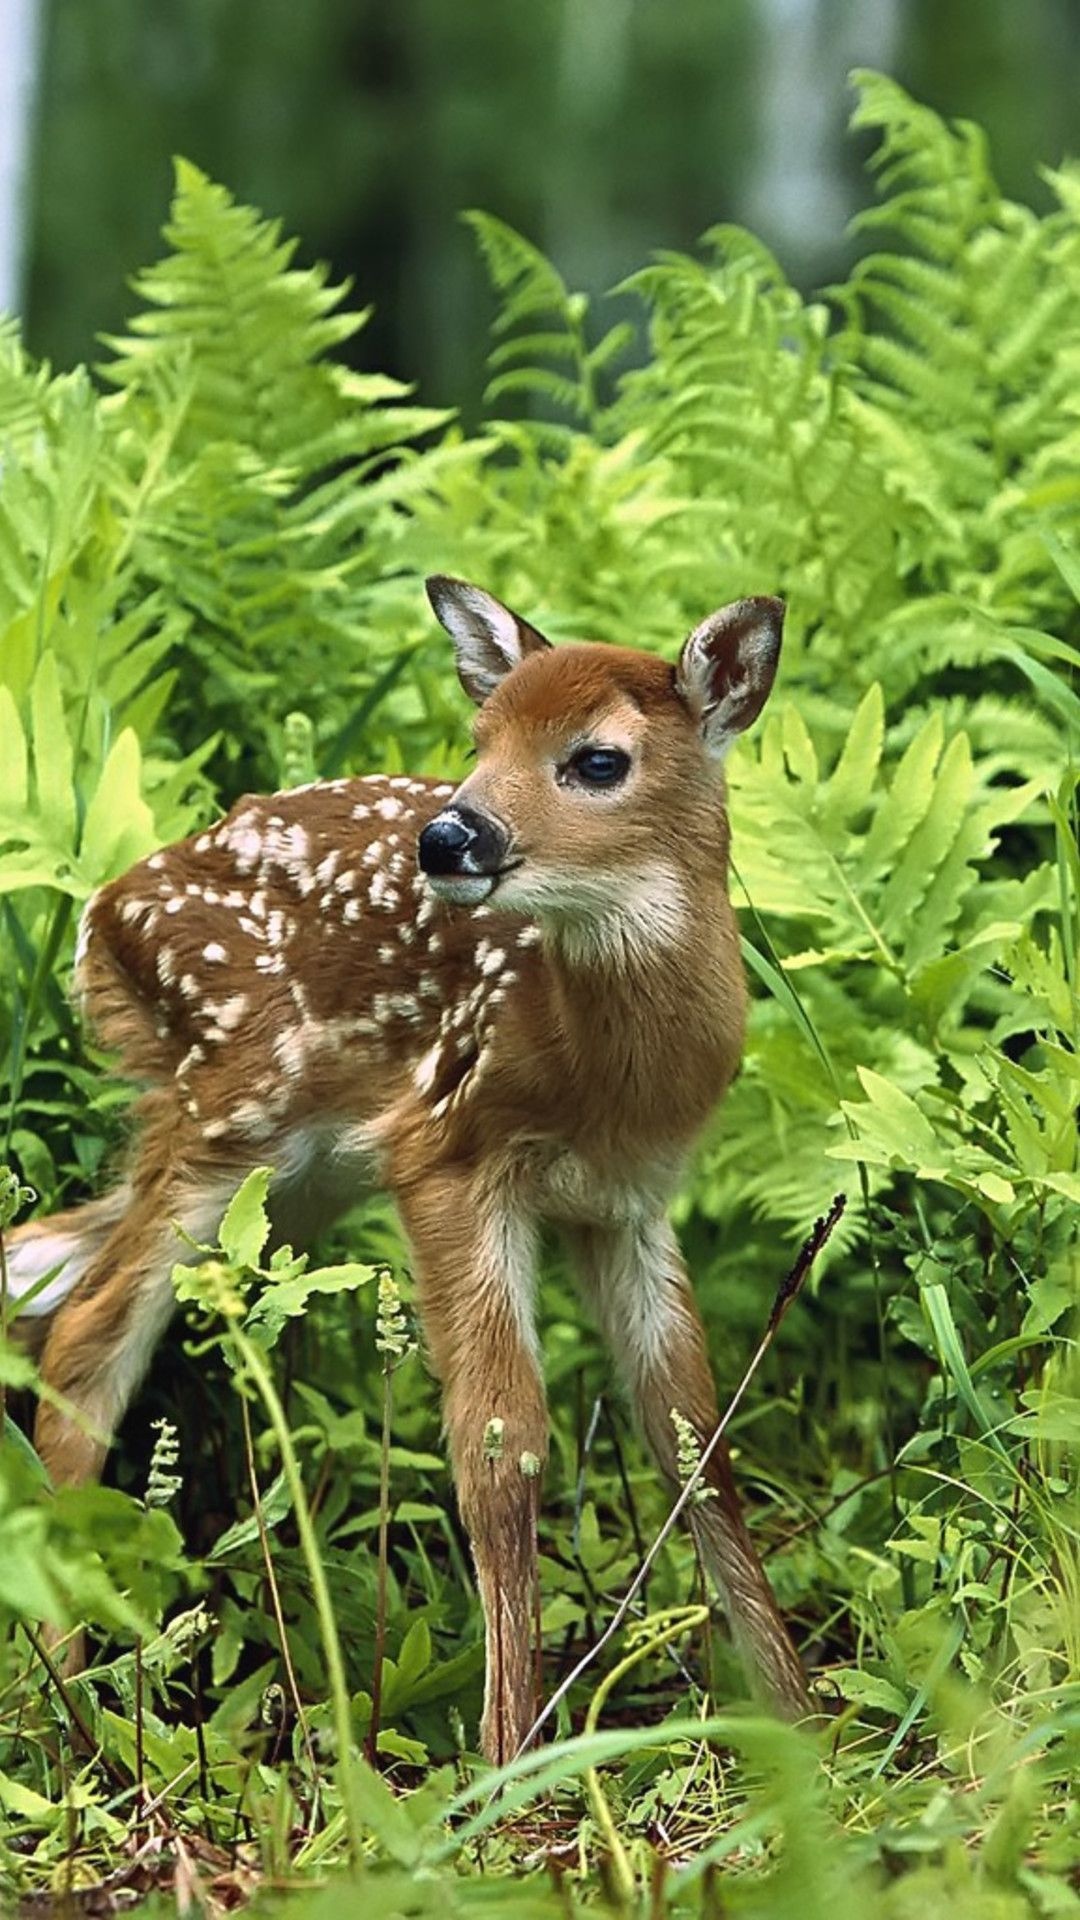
[{"x1": 424, "y1": 859, "x2": 524, "y2": 908}]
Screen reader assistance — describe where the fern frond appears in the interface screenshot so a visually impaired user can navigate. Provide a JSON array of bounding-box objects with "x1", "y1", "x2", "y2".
[{"x1": 465, "y1": 210, "x2": 629, "y2": 433}]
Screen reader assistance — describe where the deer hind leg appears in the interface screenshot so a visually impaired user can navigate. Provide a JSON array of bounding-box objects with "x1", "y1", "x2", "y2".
[
  {"x1": 33, "y1": 1164, "x2": 231, "y2": 1492},
  {"x1": 397, "y1": 1168, "x2": 547, "y2": 1765},
  {"x1": 3, "y1": 1183, "x2": 133, "y2": 1353},
  {"x1": 568, "y1": 1217, "x2": 810, "y2": 1718}
]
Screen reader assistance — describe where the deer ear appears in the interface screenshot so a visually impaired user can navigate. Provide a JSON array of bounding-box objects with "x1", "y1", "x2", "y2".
[
  {"x1": 426, "y1": 576, "x2": 552, "y2": 705},
  {"x1": 675, "y1": 597, "x2": 784, "y2": 757}
]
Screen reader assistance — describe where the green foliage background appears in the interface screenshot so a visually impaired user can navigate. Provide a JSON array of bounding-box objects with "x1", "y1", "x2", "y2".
[{"x1": 1, "y1": 75, "x2": 1078, "y2": 1916}]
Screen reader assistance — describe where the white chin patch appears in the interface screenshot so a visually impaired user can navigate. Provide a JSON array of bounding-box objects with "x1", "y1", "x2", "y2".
[{"x1": 425, "y1": 872, "x2": 496, "y2": 906}]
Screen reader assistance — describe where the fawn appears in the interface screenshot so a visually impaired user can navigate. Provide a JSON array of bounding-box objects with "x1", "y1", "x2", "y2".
[{"x1": 6, "y1": 576, "x2": 809, "y2": 1759}]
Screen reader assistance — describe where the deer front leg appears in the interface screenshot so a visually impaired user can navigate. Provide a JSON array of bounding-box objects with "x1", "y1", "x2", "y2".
[
  {"x1": 568, "y1": 1217, "x2": 810, "y2": 1717},
  {"x1": 397, "y1": 1169, "x2": 547, "y2": 1765}
]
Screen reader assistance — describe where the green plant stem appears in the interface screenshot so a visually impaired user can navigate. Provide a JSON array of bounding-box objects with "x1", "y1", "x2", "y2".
[
  {"x1": 134, "y1": 1635, "x2": 145, "y2": 1849},
  {"x1": 229, "y1": 1321, "x2": 362, "y2": 1867},
  {"x1": 582, "y1": 1606, "x2": 709, "y2": 1908},
  {"x1": 367, "y1": 1360, "x2": 394, "y2": 1766},
  {"x1": 0, "y1": 1224, "x2": 8, "y2": 1435},
  {"x1": 238, "y1": 1386, "x2": 321, "y2": 1807}
]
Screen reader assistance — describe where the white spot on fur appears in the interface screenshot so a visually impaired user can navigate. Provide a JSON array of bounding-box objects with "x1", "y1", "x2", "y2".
[
  {"x1": 272, "y1": 1027, "x2": 309, "y2": 1077},
  {"x1": 205, "y1": 993, "x2": 248, "y2": 1032},
  {"x1": 228, "y1": 1100, "x2": 278, "y2": 1142},
  {"x1": 228, "y1": 826, "x2": 264, "y2": 872},
  {"x1": 413, "y1": 1043, "x2": 442, "y2": 1093},
  {"x1": 281, "y1": 823, "x2": 311, "y2": 867},
  {"x1": 373, "y1": 991, "x2": 421, "y2": 1027}
]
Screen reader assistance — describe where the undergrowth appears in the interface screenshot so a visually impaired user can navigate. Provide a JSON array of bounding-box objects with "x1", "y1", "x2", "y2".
[{"x1": 0, "y1": 73, "x2": 1077, "y2": 1917}]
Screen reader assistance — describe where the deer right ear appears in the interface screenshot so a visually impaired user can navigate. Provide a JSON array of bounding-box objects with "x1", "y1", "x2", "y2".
[
  {"x1": 675, "y1": 596, "x2": 784, "y2": 758},
  {"x1": 426, "y1": 576, "x2": 551, "y2": 705}
]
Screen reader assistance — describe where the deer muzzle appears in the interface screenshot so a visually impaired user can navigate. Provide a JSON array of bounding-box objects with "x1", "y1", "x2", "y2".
[{"x1": 417, "y1": 805, "x2": 512, "y2": 905}]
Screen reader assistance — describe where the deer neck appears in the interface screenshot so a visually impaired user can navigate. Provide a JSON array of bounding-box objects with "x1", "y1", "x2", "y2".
[{"x1": 538, "y1": 858, "x2": 746, "y2": 1145}]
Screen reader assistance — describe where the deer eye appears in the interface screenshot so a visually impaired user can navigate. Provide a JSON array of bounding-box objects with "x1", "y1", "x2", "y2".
[{"x1": 564, "y1": 746, "x2": 631, "y2": 787}]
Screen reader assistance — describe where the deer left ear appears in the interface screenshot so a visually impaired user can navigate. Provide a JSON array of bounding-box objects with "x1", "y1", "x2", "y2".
[
  {"x1": 675, "y1": 596, "x2": 784, "y2": 757},
  {"x1": 426, "y1": 576, "x2": 551, "y2": 705}
]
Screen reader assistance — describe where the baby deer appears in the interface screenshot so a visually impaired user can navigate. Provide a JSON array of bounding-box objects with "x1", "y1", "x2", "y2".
[{"x1": 7, "y1": 577, "x2": 809, "y2": 1758}]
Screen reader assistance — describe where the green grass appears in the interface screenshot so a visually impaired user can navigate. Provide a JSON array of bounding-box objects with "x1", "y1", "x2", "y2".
[{"x1": 1, "y1": 70, "x2": 1078, "y2": 1917}]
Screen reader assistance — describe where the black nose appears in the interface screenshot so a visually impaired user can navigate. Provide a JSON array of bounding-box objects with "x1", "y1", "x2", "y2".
[{"x1": 418, "y1": 806, "x2": 506, "y2": 877}]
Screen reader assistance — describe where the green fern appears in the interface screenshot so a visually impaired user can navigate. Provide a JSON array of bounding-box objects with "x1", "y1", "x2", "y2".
[
  {"x1": 837, "y1": 72, "x2": 1080, "y2": 608},
  {"x1": 1, "y1": 89, "x2": 1078, "y2": 1886},
  {"x1": 466, "y1": 210, "x2": 633, "y2": 436},
  {"x1": 99, "y1": 162, "x2": 456, "y2": 766}
]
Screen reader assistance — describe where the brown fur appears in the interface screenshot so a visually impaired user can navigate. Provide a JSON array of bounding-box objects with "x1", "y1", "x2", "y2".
[{"x1": 8, "y1": 584, "x2": 808, "y2": 1758}]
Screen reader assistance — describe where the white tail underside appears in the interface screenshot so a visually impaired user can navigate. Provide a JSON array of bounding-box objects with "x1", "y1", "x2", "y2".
[{"x1": 3, "y1": 1184, "x2": 132, "y2": 1318}]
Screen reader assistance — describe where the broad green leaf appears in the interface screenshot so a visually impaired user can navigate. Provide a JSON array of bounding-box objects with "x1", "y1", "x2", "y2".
[
  {"x1": 831, "y1": 1066, "x2": 942, "y2": 1170},
  {"x1": 861, "y1": 708, "x2": 943, "y2": 878},
  {"x1": 820, "y1": 681, "x2": 885, "y2": 830},
  {"x1": 0, "y1": 1769, "x2": 56, "y2": 1821},
  {"x1": 206, "y1": 1471, "x2": 293, "y2": 1561},
  {"x1": 28, "y1": 652, "x2": 75, "y2": 845},
  {"x1": 78, "y1": 728, "x2": 157, "y2": 883},
  {"x1": 0, "y1": 686, "x2": 27, "y2": 811},
  {"x1": 830, "y1": 1667, "x2": 909, "y2": 1715},
  {"x1": 878, "y1": 730, "x2": 973, "y2": 938},
  {"x1": 217, "y1": 1168, "x2": 271, "y2": 1269},
  {"x1": 244, "y1": 1259, "x2": 375, "y2": 1348}
]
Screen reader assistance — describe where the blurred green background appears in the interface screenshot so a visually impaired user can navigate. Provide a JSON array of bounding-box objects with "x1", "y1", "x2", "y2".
[{"x1": 12, "y1": 0, "x2": 1080, "y2": 419}]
